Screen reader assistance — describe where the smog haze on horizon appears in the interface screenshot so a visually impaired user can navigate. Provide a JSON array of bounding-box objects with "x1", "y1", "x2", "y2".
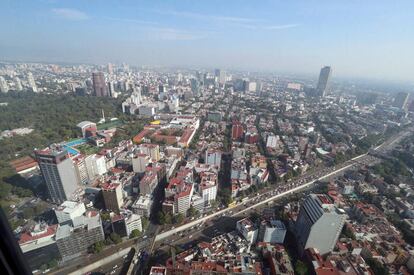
[{"x1": 1, "y1": 0, "x2": 414, "y2": 82}]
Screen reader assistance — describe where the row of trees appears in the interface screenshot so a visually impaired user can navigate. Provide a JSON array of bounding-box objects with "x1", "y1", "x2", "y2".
[{"x1": 157, "y1": 211, "x2": 185, "y2": 225}]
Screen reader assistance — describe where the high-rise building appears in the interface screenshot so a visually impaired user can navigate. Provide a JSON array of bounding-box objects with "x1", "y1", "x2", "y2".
[
  {"x1": 35, "y1": 147, "x2": 80, "y2": 204},
  {"x1": 139, "y1": 144, "x2": 160, "y2": 161},
  {"x1": 14, "y1": 76, "x2": 23, "y2": 91},
  {"x1": 0, "y1": 76, "x2": 9, "y2": 93},
  {"x1": 190, "y1": 78, "x2": 200, "y2": 94},
  {"x1": 92, "y1": 72, "x2": 108, "y2": 97},
  {"x1": 393, "y1": 92, "x2": 410, "y2": 110},
  {"x1": 132, "y1": 194, "x2": 153, "y2": 217},
  {"x1": 214, "y1": 69, "x2": 226, "y2": 85},
  {"x1": 316, "y1": 66, "x2": 331, "y2": 97},
  {"x1": 54, "y1": 201, "x2": 86, "y2": 225},
  {"x1": 248, "y1": 81, "x2": 257, "y2": 92},
  {"x1": 107, "y1": 81, "x2": 115, "y2": 97},
  {"x1": 72, "y1": 155, "x2": 89, "y2": 185},
  {"x1": 55, "y1": 211, "x2": 104, "y2": 261},
  {"x1": 84, "y1": 154, "x2": 107, "y2": 181},
  {"x1": 205, "y1": 149, "x2": 222, "y2": 167},
  {"x1": 139, "y1": 171, "x2": 158, "y2": 196},
  {"x1": 295, "y1": 194, "x2": 345, "y2": 255},
  {"x1": 27, "y1": 72, "x2": 38, "y2": 92},
  {"x1": 107, "y1": 63, "x2": 114, "y2": 74},
  {"x1": 101, "y1": 183, "x2": 123, "y2": 213},
  {"x1": 132, "y1": 153, "x2": 150, "y2": 173},
  {"x1": 232, "y1": 122, "x2": 244, "y2": 140}
]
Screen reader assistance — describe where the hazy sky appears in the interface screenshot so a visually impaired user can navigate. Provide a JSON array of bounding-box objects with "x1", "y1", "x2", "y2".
[{"x1": 1, "y1": 0, "x2": 414, "y2": 82}]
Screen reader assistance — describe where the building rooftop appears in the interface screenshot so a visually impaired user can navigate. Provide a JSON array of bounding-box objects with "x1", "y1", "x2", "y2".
[
  {"x1": 101, "y1": 183, "x2": 120, "y2": 191},
  {"x1": 19, "y1": 224, "x2": 57, "y2": 245},
  {"x1": 9, "y1": 156, "x2": 38, "y2": 173}
]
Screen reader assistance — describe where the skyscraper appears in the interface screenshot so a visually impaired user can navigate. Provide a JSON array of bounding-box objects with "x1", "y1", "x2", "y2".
[
  {"x1": 295, "y1": 194, "x2": 345, "y2": 255},
  {"x1": 35, "y1": 147, "x2": 80, "y2": 204},
  {"x1": 92, "y1": 72, "x2": 108, "y2": 97},
  {"x1": 214, "y1": 69, "x2": 226, "y2": 85},
  {"x1": 393, "y1": 92, "x2": 410, "y2": 110},
  {"x1": 107, "y1": 81, "x2": 115, "y2": 97},
  {"x1": 316, "y1": 66, "x2": 331, "y2": 97},
  {"x1": 27, "y1": 72, "x2": 38, "y2": 93},
  {"x1": 0, "y1": 76, "x2": 9, "y2": 93}
]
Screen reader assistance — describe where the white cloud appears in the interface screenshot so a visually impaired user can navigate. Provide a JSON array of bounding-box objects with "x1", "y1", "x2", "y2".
[
  {"x1": 265, "y1": 24, "x2": 300, "y2": 30},
  {"x1": 153, "y1": 9, "x2": 259, "y2": 23},
  {"x1": 52, "y1": 8, "x2": 89, "y2": 21},
  {"x1": 103, "y1": 16, "x2": 158, "y2": 26},
  {"x1": 146, "y1": 27, "x2": 208, "y2": 41}
]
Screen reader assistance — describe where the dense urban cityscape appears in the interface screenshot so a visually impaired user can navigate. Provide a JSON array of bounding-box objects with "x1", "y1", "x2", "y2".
[
  {"x1": 0, "y1": 60, "x2": 414, "y2": 275},
  {"x1": 2, "y1": 1, "x2": 414, "y2": 275}
]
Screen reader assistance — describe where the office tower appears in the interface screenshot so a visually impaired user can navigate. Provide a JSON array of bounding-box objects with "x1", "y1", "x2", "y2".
[
  {"x1": 215, "y1": 69, "x2": 226, "y2": 85},
  {"x1": 295, "y1": 194, "x2": 345, "y2": 255},
  {"x1": 393, "y1": 92, "x2": 410, "y2": 110},
  {"x1": 14, "y1": 77, "x2": 23, "y2": 91},
  {"x1": 316, "y1": 66, "x2": 331, "y2": 97},
  {"x1": 0, "y1": 76, "x2": 9, "y2": 93},
  {"x1": 92, "y1": 72, "x2": 108, "y2": 97},
  {"x1": 35, "y1": 147, "x2": 80, "y2": 204},
  {"x1": 101, "y1": 183, "x2": 123, "y2": 213},
  {"x1": 27, "y1": 72, "x2": 38, "y2": 92}
]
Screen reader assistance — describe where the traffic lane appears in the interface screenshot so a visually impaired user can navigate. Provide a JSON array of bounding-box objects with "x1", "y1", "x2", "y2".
[
  {"x1": 157, "y1": 216, "x2": 238, "y2": 249},
  {"x1": 90, "y1": 256, "x2": 125, "y2": 275}
]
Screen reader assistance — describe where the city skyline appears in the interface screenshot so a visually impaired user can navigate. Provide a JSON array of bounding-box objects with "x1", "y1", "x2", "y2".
[{"x1": 1, "y1": 1, "x2": 414, "y2": 82}]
